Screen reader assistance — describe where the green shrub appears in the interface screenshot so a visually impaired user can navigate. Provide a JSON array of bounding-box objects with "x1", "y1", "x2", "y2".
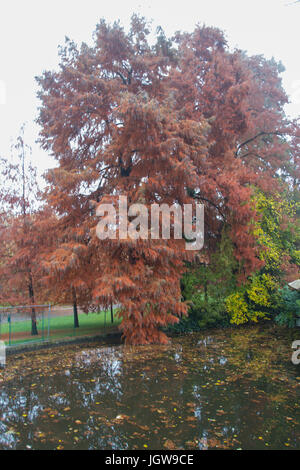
[
  {"x1": 274, "y1": 286, "x2": 300, "y2": 328},
  {"x1": 173, "y1": 230, "x2": 236, "y2": 332}
]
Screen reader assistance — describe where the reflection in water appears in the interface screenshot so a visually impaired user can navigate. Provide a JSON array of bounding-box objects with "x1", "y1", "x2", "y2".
[{"x1": 0, "y1": 326, "x2": 299, "y2": 449}]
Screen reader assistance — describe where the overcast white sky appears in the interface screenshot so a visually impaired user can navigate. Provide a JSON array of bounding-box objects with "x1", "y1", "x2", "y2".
[{"x1": 0, "y1": 0, "x2": 299, "y2": 180}]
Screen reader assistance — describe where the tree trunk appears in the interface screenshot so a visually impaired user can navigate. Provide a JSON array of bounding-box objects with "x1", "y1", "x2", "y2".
[
  {"x1": 72, "y1": 287, "x2": 79, "y2": 328},
  {"x1": 110, "y1": 302, "x2": 114, "y2": 324},
  {"x1": 31, "y1": 311, "x2": 38, "y2": 336},
  {"x1": 28, "y1": 276, "x2": 38, "y2": 336},
  {"x1": 204, "y1": 281, "x2": 208, "y2": 304}
]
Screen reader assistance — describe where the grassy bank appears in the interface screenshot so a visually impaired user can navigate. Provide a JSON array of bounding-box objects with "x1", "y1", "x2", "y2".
[{"x1": 0, "y1": 310, "x2": 121, "y2": 345}]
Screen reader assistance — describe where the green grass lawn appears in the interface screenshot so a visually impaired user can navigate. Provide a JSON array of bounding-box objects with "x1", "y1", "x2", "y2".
[{"x1": 0, "y1": 310, "x2": 121, "y2": 345}]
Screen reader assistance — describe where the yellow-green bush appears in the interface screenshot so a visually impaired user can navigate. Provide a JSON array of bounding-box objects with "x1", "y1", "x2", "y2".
[
  {"x1": 225, "y1": 292, "x2": 249, "y2": 325},
  {"x1": 226, "y1": 274, "x2": 278, "y2": 325}
]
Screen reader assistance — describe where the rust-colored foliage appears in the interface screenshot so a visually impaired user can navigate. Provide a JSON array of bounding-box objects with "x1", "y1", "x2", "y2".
[
  {"x1": 0, "y1": 129, "x2": 55, "y2": 333},
  {"x1": 36, "y1": 16, "x2": 299, "y2": 344}
]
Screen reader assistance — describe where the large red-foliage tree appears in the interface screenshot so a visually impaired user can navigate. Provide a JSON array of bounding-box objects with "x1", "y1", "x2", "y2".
[{"x1": 36, "y1": 16, "x2": 299, "y2": 344}]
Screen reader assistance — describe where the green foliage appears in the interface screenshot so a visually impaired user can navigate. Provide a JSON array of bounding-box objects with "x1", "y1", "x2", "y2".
[
  {"x1": 226, "y1": 188, "x2": 299, "y2": 327},
  {"x1": 274, "y1": 286, "x2": 300, "y2": 328},
  {"x1": 174, "y1": 230, "x2": 237, "y2": 331},
  {"x1": 179, "y1": 187, "x2": 299, "y2": 331},
  {"x1": 253, "y1": 188, "x2": 300, "y2": 279}
]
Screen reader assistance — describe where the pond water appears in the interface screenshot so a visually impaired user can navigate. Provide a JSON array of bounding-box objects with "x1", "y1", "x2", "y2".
[{"x1": 0, "y1": 325, "x2": 299, "y2": 450}]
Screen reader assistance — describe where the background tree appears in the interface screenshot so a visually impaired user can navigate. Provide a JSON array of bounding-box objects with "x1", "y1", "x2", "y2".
[{"x1": 0, "y1": 127, "x2": 44, "y2": 334}]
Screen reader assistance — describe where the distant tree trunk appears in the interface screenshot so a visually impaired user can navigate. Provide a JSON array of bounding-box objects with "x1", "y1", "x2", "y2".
[
  {"x1": 28, "y1": 275, "x2": 38, "y2": 336},
  {"x1": 110, "y1": 302, "x2": 114, "y2": 324},
  {"x1": 204, "y1": 281, "x2": 208, "y2": 304},
  {"x1": 72, "y1": 287, "x2": 79, "y2": 328}
]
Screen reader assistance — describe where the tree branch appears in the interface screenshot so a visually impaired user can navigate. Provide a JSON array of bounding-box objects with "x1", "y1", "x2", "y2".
[
  {"x1": 191, "y1": 191, "x2": 226, "y2": 220},
  {"x1": 235, "y1": 131, "x2": 285, "y2": 157}
]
